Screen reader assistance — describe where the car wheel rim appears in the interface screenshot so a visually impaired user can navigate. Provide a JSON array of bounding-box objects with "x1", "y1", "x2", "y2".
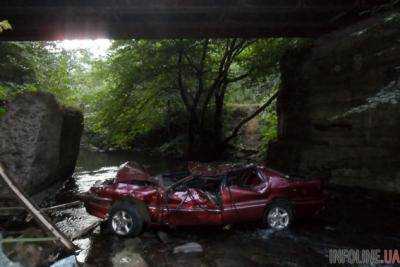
[
  {"x1": 267, "y1": 207, "x2": 289, "y2": 230},
  {"x1": 111, "y1": 210, "x2": 134, "y2": 235}
]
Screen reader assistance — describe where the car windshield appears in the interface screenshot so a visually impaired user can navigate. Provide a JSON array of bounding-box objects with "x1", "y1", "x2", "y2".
[{"x1": 158, "y1": 171, "x2": 191, "y2": 188}]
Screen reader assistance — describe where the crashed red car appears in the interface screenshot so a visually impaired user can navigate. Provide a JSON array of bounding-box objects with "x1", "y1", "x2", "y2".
[{"x1": 79, "y1": 161, "x2": 327, "y2": 237}]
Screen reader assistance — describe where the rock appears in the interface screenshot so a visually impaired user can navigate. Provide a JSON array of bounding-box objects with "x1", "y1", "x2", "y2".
[
  {"x1": 1, "y1": 229, "x2": 59, "y2": 267},
  {"x1": 123, "y1": 238, "x2": 142, "y2": 249},
  {"x1": 50, "y1": 256, "x2": 78, "y2": 267},
  {"x1": 112, "y1": 252, "x2": 147, "y2": 267},
  {"x1": 223, "y1": 225, "x2": 232, "y2": 231},
  {"x1": 0, "y1": 234, "x2": 23, "y2": 267},
  {"x1": 58, "y1": 107, "x2": 83, "y2": 179},
  {"x1": 156, "y1": 231, "x2": 170, "y2": 244},
  {"x1": 324, "y1": 226, "x2": 335, "y2": 231},
  {"x1": 111, "y1": 238, "x2": 147, "y2": 267},
  {"x1": 173, "y1": 242, "x2": 203, "y2": 254},
  {"x1": 266, "y1": 11, "x2": 400, "y2": 193},
  {"x1": 0, "y1": 92, "x2": 83, "y2": 200}
]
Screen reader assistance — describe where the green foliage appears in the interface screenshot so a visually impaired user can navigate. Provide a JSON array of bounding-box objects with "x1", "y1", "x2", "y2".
[
  {"x1": 258, "y1": 81, "x2": 280, "y2": 156},
  {"x1": 85, "y1": 38, "x2": 306, "y2": 150},
  {"x1": 0, "y1": 20, "x2": 12, "y2": 33},
  {"x1": 259, "y1": 108, "x2": 278, "y2": 154},
  {"x1": 0, "y1": 37, "x2": 308, "y2": 154},
  {"x1": 0, "y1": 41, "x2": 96, "y2": 105},
  {"x1": 0, "y1": 41, "x2": 96, "y2": 121}
]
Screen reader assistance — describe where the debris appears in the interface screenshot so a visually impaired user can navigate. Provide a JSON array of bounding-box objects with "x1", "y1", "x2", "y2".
[
  {"x1": 0, "y1": 162, "x2": 76, "y2": 252},
  {"x1": 0, "y1": 228, "x2": 65, "y2": 266},
  {"x1": 0, "y1": 234, "x2": 23, "y2": 267},
  {"x1": 25, "y1": 201, "x2": 82, "y2": 222},
  {"x1": 71, "y1": 221, "x2": 101, "y2": 240},
  {"x1": 0, "y1": 201, "x2": 81, "y2": 215},
  {"x1": 1, "y1": 237, "x2": 57, "y2": 243},
  {"x1": 41, "y1": 201, "x2": 82, "y2": 213},
  {"x1": 173, "y1": 242, "x2": 203, "y2": 254}
]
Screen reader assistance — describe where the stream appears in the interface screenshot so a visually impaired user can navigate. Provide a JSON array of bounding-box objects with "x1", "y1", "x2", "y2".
[{"x1": 50, "y1": 149, "x2": 400, "y2": 267}]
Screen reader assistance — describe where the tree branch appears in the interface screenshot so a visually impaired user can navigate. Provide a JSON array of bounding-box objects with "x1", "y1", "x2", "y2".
[
  {"x1": 200, "y1": 39, "x2": 238, "y2": 123},
  {"x1": 222, "y1": 91, "x2": 279, "y2": 146},
  {"x1": 183, "y1": 52, "x2": 200, "y2": 74},
  {"x1": 226, "y1": 72, "x2": 250, "y2": 83}
]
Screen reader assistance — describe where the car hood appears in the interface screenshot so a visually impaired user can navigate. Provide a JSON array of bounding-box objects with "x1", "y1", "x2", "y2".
[
  {"x1": 188, "y1": 161, "x2": 251, "y2": 176},
  {"x1": 115, "y1": 161, "x2": 155, "y2": 184}
]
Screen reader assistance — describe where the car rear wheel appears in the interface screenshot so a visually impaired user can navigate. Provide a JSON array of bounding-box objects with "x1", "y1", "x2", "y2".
[
  {"x1": 264, "y1": 201, "x2": 292, "y2": 230},
  {"x1": 108, "y1": 202, "x2": 144, "y2": 237}
]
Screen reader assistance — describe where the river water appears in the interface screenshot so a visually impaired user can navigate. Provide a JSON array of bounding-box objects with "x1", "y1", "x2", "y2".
[{"x1": 51, "y1": 149, "x2": 400, "y2": 267}]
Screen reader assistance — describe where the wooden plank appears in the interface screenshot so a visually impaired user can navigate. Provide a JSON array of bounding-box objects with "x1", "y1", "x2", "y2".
[
  {"x1": 0, "y1": 163, "x2": 76, "y2": 252},
  {"x1": 41, "y1": 201, "x2": 81, "y2": 212},
  {"x1": 1, "y1": 237, "x2": 57, "y2": 243},
  {"x1": 71, "y1": 221, "x2": 101, "y2": 240},
  {"x1": 0, "y1": 201, "x2": 81, "y2": 213}
]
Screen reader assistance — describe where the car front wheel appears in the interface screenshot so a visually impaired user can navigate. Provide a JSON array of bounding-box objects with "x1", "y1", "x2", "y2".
[
  {"x1": 108, "y1": 201, "x2": 144, "y2": 237},
  {"x1": 264, "y1": 201, "x2": 292, "y2": 230}
]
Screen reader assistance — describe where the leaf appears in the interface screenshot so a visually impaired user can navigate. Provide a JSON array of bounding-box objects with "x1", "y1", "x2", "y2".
[{"x1": 0, "y1": 20, "x2": 12, "y2": 33}]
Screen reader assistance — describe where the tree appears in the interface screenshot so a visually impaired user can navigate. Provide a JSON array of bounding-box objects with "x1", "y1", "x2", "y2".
[{"x1": 90, "y1": 38, "x2": 308, "y2": 158}]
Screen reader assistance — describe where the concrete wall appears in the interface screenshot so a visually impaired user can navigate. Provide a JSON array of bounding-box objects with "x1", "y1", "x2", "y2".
[{"x1": 267, "y1": 11, "x2": 400, "y2": 192}]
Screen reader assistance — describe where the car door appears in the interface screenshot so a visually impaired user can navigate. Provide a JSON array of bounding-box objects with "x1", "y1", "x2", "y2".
[
  {"x1": 164, "y1": 179, "x2": 222, "y2": 226},
  {"x1": 221, "y1": 168, "x2": 268, "y2": 224}
]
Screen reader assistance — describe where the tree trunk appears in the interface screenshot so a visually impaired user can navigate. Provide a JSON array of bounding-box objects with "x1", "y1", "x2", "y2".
[
  {"x1": 187, "y1": 112, "x2": 196, "y2": 155},
  {"x1": 213, "y1": 93, "x2": 224, "y2": 148}
]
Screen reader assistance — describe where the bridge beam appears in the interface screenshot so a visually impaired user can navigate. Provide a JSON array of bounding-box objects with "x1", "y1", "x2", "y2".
[{"x1": 0, "y1": 0, "x2": 389, "y2": 40}]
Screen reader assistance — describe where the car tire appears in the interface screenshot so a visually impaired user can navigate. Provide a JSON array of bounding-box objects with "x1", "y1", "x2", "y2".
[
  {"x1": 108, "y1": 201, "x2": 144, "y2": 237},
  {"x1": 264, "y1": 200, "x2": 293, "y2": 230}
]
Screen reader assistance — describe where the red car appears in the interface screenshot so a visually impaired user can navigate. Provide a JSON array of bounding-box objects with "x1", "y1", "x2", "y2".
[{"x1": 79, "y1": 162, "x2": 327, "y2": 237}]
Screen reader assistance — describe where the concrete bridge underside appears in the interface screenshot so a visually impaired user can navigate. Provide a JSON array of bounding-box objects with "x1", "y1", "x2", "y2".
[{"x1": 0, "y1": 0, "x2": 389, "y2": 40}]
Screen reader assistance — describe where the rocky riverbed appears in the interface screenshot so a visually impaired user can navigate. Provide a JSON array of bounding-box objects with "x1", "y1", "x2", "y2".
[{"x1": 2, "y1": 149, "x2": 400, "y2": 266}]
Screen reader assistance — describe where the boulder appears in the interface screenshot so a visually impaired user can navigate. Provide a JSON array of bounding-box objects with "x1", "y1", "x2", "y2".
[
  {"x1": 111, "y1": 238, "x2": 148, "y2": 267},
  {"x1": 58, "y1": 107, "x2": 84, "y2": 179},
  {"x1": 0, "y1": 92, "x2": 83, "y2": 200}
]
